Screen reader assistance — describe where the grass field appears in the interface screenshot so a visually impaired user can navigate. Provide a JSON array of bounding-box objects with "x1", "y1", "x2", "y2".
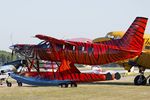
[{"x1": 0, "y1": 74, "x2": 150, "y2": 100}]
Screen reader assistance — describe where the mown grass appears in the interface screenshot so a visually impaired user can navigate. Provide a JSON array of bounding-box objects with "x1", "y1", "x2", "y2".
[
  {"x1": 0, "y1": 74, "x2": 150, "y2": 100},
  {"x1": 0, "y1": 84, "x2": 150, "y2": 100}
]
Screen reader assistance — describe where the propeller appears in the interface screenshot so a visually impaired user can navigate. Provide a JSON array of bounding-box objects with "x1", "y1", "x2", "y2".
[
  {"x1": 11, "y1": 50, "x2": 14, "y2": 61},
  {"x1": 10, "y1": 33, "x2": 14, "y2": 61}
]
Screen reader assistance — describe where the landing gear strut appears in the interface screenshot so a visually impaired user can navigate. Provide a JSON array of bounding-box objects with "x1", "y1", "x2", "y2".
[
  {"x1": 6, "y1": 80, "x2": 12, "y2": 87},
  {"x1": 134, "y1": 67, "x2": 147, "y2": 85},
  {"x1": 6, "y1": 74, "x2": 12, "y2": 87},
  {"x1": 17, "y1": 81, "x2": 23, "y2": 86},
  {"x1": 60, "y1": 83, "x2": 68, "y2": 88},
  {"x1": 59, "y1": 82, "x2": 77, "y2": 88}
]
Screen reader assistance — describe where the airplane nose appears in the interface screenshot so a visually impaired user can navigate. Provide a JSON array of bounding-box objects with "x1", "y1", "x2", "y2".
[{"x1": 9, "y1": 45, "x2": 15, "y2": 50}]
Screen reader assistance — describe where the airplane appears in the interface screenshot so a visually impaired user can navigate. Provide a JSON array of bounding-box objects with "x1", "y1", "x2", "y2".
[
  {"x1": 8, "y1": 17, "x2": 148, "y2": 87},
  {"x1": 93, "y1": 31, "x2": 150, "y2": 85},
  {"x1": 9, "y1": 60, "x2": 121, "y2": 87},
  {"x1": 0, "y1": 60, "x2": 27, "y2": 87}
]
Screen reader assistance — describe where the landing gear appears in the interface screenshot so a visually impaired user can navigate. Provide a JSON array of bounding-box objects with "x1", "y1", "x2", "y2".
[
  {"x1": 105, "y1": 72, "x2": 113, "y2": 80},
  {"x1": 60, "y1": 83, "x2": 68, "y2": 88},
  {"x1": 6, "y1": 75, "x2": 12, "y2": 87},
  {"x1": 134, "y1": 67, "x2": 147, "y2": 85},
  {"x1": 6, "y1": 80, "x2": 12, "y2": 87},
  {"x1": 134, "y1": 75, "x2": 147, "y2": 85},
  {"x1": 70, "y1": 82, "x2": 77, "y2": 87},
  {"x1": 115, "y1": 72, "x2": 121, "y2": 80},
  {"x1": 59, "y1": 82, "x2": 77, "y2": 88},
  {"x1": 148, "y1": 79, "x2": 150, "y2": 85},
  {"x1": 17, "y1": 81, "x2": 23, "y2": 86}
]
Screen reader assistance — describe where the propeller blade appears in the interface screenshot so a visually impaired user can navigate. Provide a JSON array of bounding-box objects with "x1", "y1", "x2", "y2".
[{"x1": 11, "y1": 50, "x2": 14, "y2": 61}]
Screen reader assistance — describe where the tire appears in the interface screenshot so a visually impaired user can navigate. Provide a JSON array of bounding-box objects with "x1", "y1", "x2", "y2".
[
  {"x1": 7, "y1": 82, "x2": 12, "y2": 87},
  {"x1": 148, "y1": 79, "x2": 150, "y2": 85},
  {"x1": 65, "y1": 84, "x2": 68, "y2": 88},
  {"x1": 115, "y1": 72, "x2": 121, "y2": 80},
  {"x1": 106, "y1": 73, "x2": 112, "y2": 80},
  {"x1": 17, "y1": 81, "x2": 22, "y2": 87},
  {"x1": 134, "y1": 75, "x2": 147, "y2": 85},
  {"x1": 71, "y1": 82, "x2": 77, "y2": 87},
  {"x1": 60, "y1": 83, "x2": 68, "y2": 88}
]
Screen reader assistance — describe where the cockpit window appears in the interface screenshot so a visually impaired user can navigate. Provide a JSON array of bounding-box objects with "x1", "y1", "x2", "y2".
[
  {"x1": 115, "y1": 36, "x2": 121, "y2": 39},
  {"x1": 106, "y1": 35, "x2": 121, "y2": 39},
  {"x1": 38, "y1": 41, "x2": 51, "y2": 49},
  {"x1": 106, "y1": 35, "x2": 114, "y2": 39},
  {"x1": 38, "y1": 41, "x2": 45, "y2": 45}
]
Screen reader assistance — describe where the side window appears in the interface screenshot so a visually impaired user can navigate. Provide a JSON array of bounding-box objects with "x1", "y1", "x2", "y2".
[
  {"x1": 78, "y1": 46, "x2": 85, "y2": 52},
  {"x1": 78, "y1": 46, "x2": 82, "y2": 51},
  {"x1": 66, "y1": 45, "x2": 76, "y2": 51},
  {"x1": 73, "y1": 46, "x2": 76, "y2": 51},
  {"x1": 88, "y1": 47, "x2": 93, "y2": 53},
  {"x1": 56, "y1": 44, "x2": 63, "y2": 51},
  {"x1": 63, "y1": 45, "x2": 65, "y2": 49},
  {"x1": 45, "y1": 42, "x2": 50, "y2": 48},
  {"x1": 39, "y1": 41, "x2": 50, "y2": 49},
  {"x1": 67, "y1": 45, "x2": 73, "y2": 51}
]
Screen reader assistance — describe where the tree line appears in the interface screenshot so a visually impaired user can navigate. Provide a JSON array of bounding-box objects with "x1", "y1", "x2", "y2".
[{"x1": 0, "y1": 50, "x2": 17, "y2": 65}]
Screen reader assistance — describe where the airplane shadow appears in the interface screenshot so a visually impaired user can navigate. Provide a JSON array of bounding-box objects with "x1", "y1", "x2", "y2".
[
  {"x1": 21, "y1": 82, "x2": 133, "y2": 87},
  {"x1": 20, "y1": 81, "x2": 150, "y2": 87},
  {"x1": 22, "y1": 85, "x2": 39, "y2": 87},
  {"x1": 82, "y1": 81, "x2": 150, "y2": 86},
  {"x1": 84, "y1": 82, "x2": 134, "y2": 86},
  {"x1": 22, "y1": 85, "x2": 57, "y2": 87}
]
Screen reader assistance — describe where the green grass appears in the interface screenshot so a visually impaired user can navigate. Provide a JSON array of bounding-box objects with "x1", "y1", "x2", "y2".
[
  {"x1": 0, "y1": 74, "x2": 150, "y2": 100},
  {"x1": 0, "y1": 84, "x2": 150, "y2": 100}
]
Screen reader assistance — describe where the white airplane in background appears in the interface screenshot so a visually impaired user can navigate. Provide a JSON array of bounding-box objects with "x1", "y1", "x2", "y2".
[
  {"x1": 0, "y1": 60, "x2": 27, "y2": 86},
  {"x1": 81, "y1": 65, "x2": 135, "y2": 75}
]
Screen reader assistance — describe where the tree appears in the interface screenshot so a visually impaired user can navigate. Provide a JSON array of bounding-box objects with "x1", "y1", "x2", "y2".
[{"x1": 0, "y1": 54, "x2": 6, "y2": 64}]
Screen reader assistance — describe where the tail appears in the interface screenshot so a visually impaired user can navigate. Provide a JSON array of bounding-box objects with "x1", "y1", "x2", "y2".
[
  {"x1": 120, "y1": 17, "x2": 148, "y2": 51},
  {"x1": 104, "y1": 17, "x2": 148, "y2": 52}
]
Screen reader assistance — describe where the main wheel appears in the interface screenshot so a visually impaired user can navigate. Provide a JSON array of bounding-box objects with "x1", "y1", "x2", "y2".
[
  {"x1": 17, "y1": 81, "x2": 22, "y2": 87},
  {"x1": 105, "y1": 72, "x2": 112, "y2": 80},
  {"x1": 148, "y1": 78, "x2": 150, "y2": 85},
  {"x1": 60, "y1": 83, "x2": 68, "y2": 88},
  {"x1": 6, "y1": 80, "x2": 12, "y2": 87},
  {"x1": 71, "y1": 82, "x2": 77, "y2": 87},
  {"x1": 115, "y1": 72, "x2": 121, "y2": 80},
  {"x1": 134, "y1": 75, "x2": 147, "y2": 85}
]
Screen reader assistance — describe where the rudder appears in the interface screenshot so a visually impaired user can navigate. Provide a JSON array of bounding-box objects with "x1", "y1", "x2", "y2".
[{"x1": 120, "y1": 17, "x2": 148, "y2": 51}]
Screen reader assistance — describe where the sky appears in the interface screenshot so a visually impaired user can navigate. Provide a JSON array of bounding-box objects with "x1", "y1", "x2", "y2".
[{"x1": 0, "y1": 0, "x2": 150, "y2": 51}]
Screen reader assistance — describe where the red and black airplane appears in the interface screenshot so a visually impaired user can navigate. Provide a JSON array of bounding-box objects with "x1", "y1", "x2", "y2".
[{"x1": 9, "y1": 17, "x2": 148, "y2": 87}]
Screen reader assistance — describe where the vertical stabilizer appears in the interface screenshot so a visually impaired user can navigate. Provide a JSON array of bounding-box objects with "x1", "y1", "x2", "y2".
[{"x1": 120, "y1": 17, "x2": 148, "y2": 51}]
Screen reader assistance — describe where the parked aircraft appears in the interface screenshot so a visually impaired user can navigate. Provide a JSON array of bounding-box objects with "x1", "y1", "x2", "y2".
[
  {"x1": 93, "y1": 31, "x2": 150, "y2": 85},
  {"x1": 8, "y1": 17, "x2": 148, "y2": 87},
  {"x1": 0, "y1": 60, "x2": 27, "y2": 86}
]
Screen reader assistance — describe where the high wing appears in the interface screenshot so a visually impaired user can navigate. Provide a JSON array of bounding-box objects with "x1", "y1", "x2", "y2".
[
  {"x1": 35, "y1": 34, "x2": 77, "y2": 46},
  {"x1": 10, "y1": 17, "x2": 148, "y2": 65}
]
